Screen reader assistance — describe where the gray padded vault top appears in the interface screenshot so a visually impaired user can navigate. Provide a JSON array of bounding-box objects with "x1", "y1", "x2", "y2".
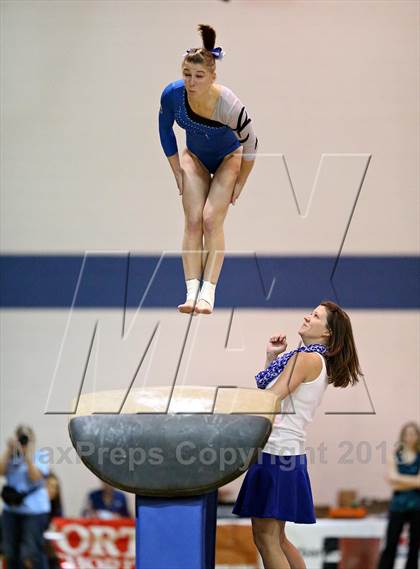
[{"x1": 68, "y1": 413, "x2": 272, "y2": 497}]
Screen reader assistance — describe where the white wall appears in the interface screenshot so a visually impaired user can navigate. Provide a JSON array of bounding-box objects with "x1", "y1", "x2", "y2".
[
  {"x1": 1, "y1": 0, "x2": 419, "y2": 516},
  {"x1": 1, "y1": 0, "x2": 418, "y2": 254}
]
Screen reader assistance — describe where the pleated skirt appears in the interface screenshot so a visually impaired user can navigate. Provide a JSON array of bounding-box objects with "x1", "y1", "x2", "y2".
[{"x1": 232, "y1": 452, "x2": 316, "y2": 524}]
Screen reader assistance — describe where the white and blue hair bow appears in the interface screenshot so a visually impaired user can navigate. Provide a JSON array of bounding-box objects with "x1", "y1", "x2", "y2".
[{"x1": 183, "y1": 47, "x2": 226, "y2": 60}]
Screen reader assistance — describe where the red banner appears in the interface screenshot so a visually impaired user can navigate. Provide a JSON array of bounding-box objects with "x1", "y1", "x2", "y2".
[{"x1": 50, "y1": 518, "x2": 135, "y2": 569}]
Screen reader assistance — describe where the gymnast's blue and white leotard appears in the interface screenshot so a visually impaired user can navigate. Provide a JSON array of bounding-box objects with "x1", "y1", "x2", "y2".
[{"x1": 159, "y1": 79, "x2": 258, "y2": 174}]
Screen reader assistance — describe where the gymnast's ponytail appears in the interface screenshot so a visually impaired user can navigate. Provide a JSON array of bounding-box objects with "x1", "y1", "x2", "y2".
[
  {"x1": 182, "y1": 24, "x2": 224, "y2": 69},
  {"x1": 198, "y1": 24, "x2": 216, "y2": 51}
]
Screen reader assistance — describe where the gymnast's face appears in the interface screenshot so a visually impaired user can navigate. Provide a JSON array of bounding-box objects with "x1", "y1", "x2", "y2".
[
  {"x1": 182, "y1": 62, "x2": 215, "y2": 97},
  {"x1": 298, "y1": 305, "x2": 330, "y2": 345}
]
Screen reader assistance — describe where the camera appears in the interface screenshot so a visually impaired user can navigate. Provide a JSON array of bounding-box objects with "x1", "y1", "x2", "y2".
[{"x1": 18, "y1": 434, "x2": 29, "y2": 446}]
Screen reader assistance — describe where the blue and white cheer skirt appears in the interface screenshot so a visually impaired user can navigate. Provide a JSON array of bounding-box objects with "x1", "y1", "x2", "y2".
[{"x1": 232, "y1": 453, "x2": 316, "y2": 524}]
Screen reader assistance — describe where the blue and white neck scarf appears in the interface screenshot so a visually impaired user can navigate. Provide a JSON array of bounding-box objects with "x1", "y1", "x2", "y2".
[{"x1": 255, "y1": 344, "x2": 327, "y2": 390}]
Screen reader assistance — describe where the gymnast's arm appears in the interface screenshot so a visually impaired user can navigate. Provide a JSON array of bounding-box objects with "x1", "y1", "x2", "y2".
[
  {"x1": 222, "y1": 90, "x2": 258, "y2": 186},
  {"x1": 167, "y1": 154, "x2": 183, "y2": 195},
  {"x1": 236, "y1": 158, "x2": 255, "y2": 189},
  {"x1": 266, "y1": 353, "x2": 322, "y2": 401},
  {"x1": 159, "y1": 85, "x2": 183, "y2": 193}
]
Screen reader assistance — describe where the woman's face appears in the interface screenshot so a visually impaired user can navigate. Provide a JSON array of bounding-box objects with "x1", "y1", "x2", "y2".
[
  {"x1": 182, "y1": 62, "x2": 215, "y2": 96},
  {"x1": 298, "y1": 304, "x2": 330, "y2": 345},
  {"x1": 402, "y1": 425, "x2": 419, "y2": 448}
]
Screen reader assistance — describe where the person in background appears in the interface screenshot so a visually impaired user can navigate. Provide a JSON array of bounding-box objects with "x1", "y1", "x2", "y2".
[
  {"x1": 45, "y1": 473, "x2": 63, "y2": 522},
  {"x1": 0, "y1": 424, "x2": 50, "y2": 569},
  {"x1": 377, "y1": 421, "x2": 420, "y2": 569},
  {"x1": 82, "y1": 480, "x2": 131, "y2": 519},
  {"x1": 44, "y1": 472, "x2": 63, "y2": 569}
]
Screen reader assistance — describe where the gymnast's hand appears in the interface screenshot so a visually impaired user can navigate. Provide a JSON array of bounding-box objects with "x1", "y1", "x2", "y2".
[
  {"x1": 175, "y1": 171, "x2": 184, "y2": 196},
  {"x1": 266, "y1": 334, "x2": 288, "y2": 361},
  {"x1": 231, "y1": 181, "x2": 244, "y2": 205}
]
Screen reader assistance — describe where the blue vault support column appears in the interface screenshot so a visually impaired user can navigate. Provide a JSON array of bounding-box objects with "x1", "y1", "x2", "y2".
[
  {"x1": 136, "y1": 492, "x2": 218, "y2": 569},
  {"x1": 68, "y1": 386, "x2": 280, "y2": 569}
]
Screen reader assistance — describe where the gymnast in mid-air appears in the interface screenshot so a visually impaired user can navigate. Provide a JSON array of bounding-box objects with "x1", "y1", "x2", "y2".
[{"x1": 159, "y1": 24, "x2": 258, "y2": 314}]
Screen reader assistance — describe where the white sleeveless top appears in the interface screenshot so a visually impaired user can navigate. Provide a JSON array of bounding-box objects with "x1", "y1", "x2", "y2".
[{"x1": 263, "y1": 352, "x2": 329, "y2": 456}]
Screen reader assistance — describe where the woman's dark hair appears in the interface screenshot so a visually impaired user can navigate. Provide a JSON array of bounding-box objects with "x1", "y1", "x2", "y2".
[
  {"x1": 183, "y1": 24, "x2": 217, "y2": 70},
  {"x1": 397, "y1": 422, "x2": 420, "y2": 453},
  {"x1": 321, "y1": 300, "x2": 363, "y2": 388}
]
